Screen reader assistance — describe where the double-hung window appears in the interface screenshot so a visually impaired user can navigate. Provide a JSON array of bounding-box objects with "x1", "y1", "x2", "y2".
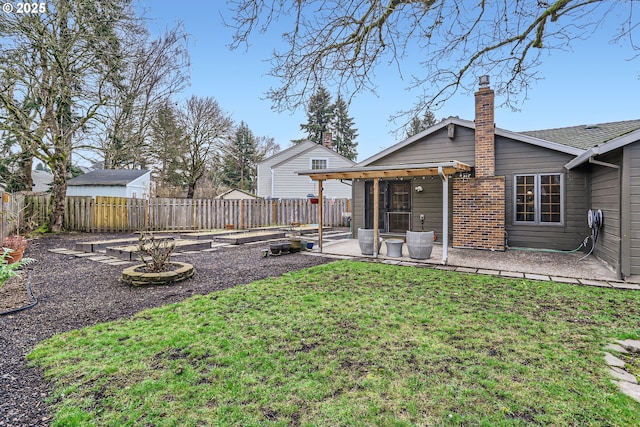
[{"x1": 514, "y1": 173, "x2": 563, "y2": 225}]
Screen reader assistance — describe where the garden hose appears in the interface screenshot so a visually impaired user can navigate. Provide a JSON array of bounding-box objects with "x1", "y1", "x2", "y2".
[{"x1": 0, "y1": 272, "x2": 38, "y2": 316}]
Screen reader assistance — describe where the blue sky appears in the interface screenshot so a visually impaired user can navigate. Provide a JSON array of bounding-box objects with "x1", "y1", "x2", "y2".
[{"x1": 142, "y1": 1, "x2": 639, "y2": 163}]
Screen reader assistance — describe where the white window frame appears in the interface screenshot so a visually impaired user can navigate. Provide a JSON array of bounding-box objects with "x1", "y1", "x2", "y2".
[
  {"x1": 309, "y1": 157, "x2": 328, "y2": 183},
  {"x1": 310, "y1": 157, "x2": 328, "y2": 170},
  {"x1": 513, "y1": 173, "x2": 564, "y2": 226}
]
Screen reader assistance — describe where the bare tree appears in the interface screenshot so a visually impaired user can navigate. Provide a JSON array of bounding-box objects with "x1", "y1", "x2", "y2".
[
  {"x1": 177, "y1": 96, "x2": 233, "y2": 198},
  {"x1": 0, "y1": 0, "x2": 140, "y2": 231},
  {"x1": 97, "y1": 24, "x2": 190, "y2": 169},
  {"x1": 227, "y1": 1, "x2": 638, "y2": 117}
]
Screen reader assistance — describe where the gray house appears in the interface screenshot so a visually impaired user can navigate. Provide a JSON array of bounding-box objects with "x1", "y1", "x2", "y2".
[{"x1": 299, "y1": 78, "x2": 640, "y2": 280}]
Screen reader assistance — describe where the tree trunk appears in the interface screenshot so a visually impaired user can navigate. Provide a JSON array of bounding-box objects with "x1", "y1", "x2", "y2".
[
  {"x1": 18, "y1": 153, "x2": 33, "y2": 191},
  {"x1": 49, "y1": 157, "x2": 67, "y2": 233},
  {"x1": 186, "y1": 181, "x2": 195, "y2": 199}
]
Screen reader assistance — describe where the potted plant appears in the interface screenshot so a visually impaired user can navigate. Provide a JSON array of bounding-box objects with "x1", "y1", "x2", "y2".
[
  {"x1": 120, "y1": 233, "x2": 194, "y2": 286},
  {"x1": 1, "y1": 235, "x2": 27, "y2": 264}
]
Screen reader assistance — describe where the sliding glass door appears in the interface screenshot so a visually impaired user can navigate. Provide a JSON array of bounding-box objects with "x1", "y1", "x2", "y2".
[{"x1": 365, "y1": 181, "x2": 411, "y2": 233}]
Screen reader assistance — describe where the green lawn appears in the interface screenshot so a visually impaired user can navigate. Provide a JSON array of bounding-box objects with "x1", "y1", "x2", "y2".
[{"x1": 29, "y1": 260, "x2": 640, "y2": 426}]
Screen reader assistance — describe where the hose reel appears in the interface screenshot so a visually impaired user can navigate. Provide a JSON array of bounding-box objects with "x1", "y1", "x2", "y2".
[{"x1": 580, "y1": 209, "x2": 603, "y2": 261}]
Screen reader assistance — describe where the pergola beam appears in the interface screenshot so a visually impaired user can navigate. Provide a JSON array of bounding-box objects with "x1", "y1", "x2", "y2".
[{"x1": 298, "y1": 161, "x2": 472, "y2": 182}]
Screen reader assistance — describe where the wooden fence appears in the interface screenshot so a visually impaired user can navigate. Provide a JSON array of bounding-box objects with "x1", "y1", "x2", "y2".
[{"x1": 11, "y1": 195, "x2": 351, "y2": 233}]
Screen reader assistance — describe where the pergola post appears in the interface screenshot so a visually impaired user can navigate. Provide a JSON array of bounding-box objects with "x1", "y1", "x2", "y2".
[
  {"x1": 438, "y1": 166, "x2": 449, "y2": 264},
  {"x1": 318, "y1": 179, "x2": 323, "y2": 252},
  {"x1": 373, "y1": 178, "x2": 379, "y2": 258}
]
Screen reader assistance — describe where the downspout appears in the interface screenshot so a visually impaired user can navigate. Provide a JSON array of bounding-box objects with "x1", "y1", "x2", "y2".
[
  {"x1": 270, "y1": 168, "x2": 275, "y2": 198},
  {"x1": 438, "y1": 166, "x2": 448, "y2": 265},
  {"x1": 588, "y1": 157, "x2": 623, "y2": 280}
]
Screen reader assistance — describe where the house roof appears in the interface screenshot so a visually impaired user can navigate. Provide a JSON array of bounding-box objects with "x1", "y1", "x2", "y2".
[
  {"x1": 259, "y1": 140, "x2": 315, "y2": 166},
  {"x1": 216, "y1": 188, "x2": 259, "y2": 199},
  {"x1": 358, "y1": 118, "x2": 583, "y2": 166},
  {"x1": 67, "y1": 169, "x2": 150, "y2": 186},
  {"x1": 272, "y1": 141, "x2": 356, "y2": 169},
  {"x1": 520, "y1": 119, "x2": 640, "y2": 150},
  {"x1": 565, "y1": 127, "x2": 640, "y2": 169}
]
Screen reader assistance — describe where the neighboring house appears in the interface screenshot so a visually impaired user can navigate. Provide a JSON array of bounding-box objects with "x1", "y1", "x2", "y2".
[
  {"x1": 298, "y1": 77, "x2": 640, "y2": 280},
  {"x1": 216, "y1": 188, "x2": 259, "y2": 200},
  {"x1": 257, "y1": 139, "x2": 355, "y2": 199},
  {"x1": 66, "y1": 169, "x2": 151, "y2": 199}
]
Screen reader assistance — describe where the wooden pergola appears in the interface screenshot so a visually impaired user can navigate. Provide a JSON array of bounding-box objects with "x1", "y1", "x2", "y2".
[{"x1": 297, "y1": 161, "x2": 472, "y2": 264}]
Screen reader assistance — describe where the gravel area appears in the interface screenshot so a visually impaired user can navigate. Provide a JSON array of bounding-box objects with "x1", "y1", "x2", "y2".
[{"x1": 0, "y1": 233, "x2": 331, "y2": 426}]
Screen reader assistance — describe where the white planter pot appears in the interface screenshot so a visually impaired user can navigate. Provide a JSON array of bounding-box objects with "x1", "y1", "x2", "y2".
[
  {"x1": 406, "y1": 231, "x2": 434, "y2": 260},
  {"x1": 357, "y1": 228, "x2": 376, "y2": 255}
]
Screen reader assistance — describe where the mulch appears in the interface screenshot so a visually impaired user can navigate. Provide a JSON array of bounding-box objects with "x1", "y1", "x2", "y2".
[{"x1": 0, "y1": 233, "x2": 331, "y2": 427}]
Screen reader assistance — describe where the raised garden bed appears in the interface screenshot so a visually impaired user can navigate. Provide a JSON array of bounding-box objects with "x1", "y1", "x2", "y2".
[
  {"x1": 214, "y1": 230, "x2": 286, "y2": 245},
  {"x1": 107, "y1": 239, "x2": 212, "y2": 261}
]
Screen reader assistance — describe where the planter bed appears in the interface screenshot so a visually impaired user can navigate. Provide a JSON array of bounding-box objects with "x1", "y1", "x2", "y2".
[
  {"x1": 74, "y1": 235, "x2": 174, "y2": 253},
  {"x1": 214, "y1": 230, "x2": 286, "y2": 245},
  {"x1": 106, "y1": 239, "x2": 213, "y2": 261},
  {"x1": 120, "y1": 262, "x2": 195, "y2": 286}
]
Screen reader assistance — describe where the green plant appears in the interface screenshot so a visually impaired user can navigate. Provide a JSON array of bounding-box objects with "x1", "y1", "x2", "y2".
[
  {"x1": 0, "y1": 247, "x2": 35, "y2": 288},
  {"x1": 136, "y1": 232, "x2": 176, "y2": 272}
]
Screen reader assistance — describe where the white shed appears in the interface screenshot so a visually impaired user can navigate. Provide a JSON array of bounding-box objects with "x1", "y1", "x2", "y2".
[{"x1": 66, "y1": 169, "x2": 151, "y2": 199}]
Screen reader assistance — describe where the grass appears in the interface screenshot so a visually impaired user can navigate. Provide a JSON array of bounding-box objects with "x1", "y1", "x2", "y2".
[{"x1": 28, "y1": 260, "x2": 640, "y2": 426}]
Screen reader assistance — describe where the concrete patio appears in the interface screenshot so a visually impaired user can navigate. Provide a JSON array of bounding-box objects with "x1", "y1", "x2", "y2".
[{"x1": 307, "y1": 238, "x2": 640, "y2": 290}]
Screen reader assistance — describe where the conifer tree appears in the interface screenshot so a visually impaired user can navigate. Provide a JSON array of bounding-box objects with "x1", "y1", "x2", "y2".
[
  {"x1": 331, "y1": 95, "x2": 358, "y2": 160},
  {"x1": 300, "y1": 86, "x2": 333, "y2": 144}
]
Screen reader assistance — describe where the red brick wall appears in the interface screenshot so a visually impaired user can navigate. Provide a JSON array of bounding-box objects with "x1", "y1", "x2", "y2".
[
  {"x1": 453, "y1": 176, "x2": 505, "y2": 251},
  {"x1": 474, "y1": 85, "x2": 495, "y2": 178}
]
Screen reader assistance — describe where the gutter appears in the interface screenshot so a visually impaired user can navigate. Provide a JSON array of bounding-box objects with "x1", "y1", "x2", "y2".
[{"x1": 588, "y1": 157, "x2": 623, "y2": 280}]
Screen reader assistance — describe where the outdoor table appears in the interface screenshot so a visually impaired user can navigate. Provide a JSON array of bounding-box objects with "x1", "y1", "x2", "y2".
[{"x1": 385, "y1": 239, "x2": 404, "y2": 258}]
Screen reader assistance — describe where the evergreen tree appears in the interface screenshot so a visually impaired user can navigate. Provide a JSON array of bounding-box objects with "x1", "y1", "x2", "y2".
[
  {"x1": 330, "y1": 95, "x2": 358, "y2": 160},
  {"x1": 221, "y1": 121, "x2": 259, "y2": 192},
  {"x1": 405, "y1": 110, "x2": 437, "y2": 138},
  {"x1": 300, "y1": 86, "x2": 333, "y2": 144}
]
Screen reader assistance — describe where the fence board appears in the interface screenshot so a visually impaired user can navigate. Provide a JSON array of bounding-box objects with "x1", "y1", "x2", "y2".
[{"x1": 8, "y1": 195, "x2": 350, "y2": 233}]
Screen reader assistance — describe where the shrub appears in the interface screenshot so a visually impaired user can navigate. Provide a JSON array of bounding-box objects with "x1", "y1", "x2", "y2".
[{"x1": 136, "y1": 232, "x2": 176, "y2": 273}]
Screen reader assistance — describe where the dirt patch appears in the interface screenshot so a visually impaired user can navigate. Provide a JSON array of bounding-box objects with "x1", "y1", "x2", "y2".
[{"x1": 0, "y1": 232, "x2": 331, "y2": 426}]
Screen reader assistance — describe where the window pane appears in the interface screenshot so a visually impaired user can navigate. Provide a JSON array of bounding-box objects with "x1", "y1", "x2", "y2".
[
  {"x1": 311, "y1": 159, "x2": 327, "y2": 170},
  {"x1": 515, "y1": 175, "x2": 535, "y2": 222},
  {"x1": 388, "y1": 182, "x2": 410, "y2": 211},
  {"x1": 540, "y1": 174, "x2": 561, "y2": 223},
  {"x1": 388, "y1": 213, "x2": 410, "y2": 233}
]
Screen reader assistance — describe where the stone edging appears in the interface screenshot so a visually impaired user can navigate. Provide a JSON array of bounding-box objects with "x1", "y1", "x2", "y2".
[
  {"x1": 604, "y1": 340, "x2": 640, "y2": 403},
  {"x1": 120, "y1": 262, "x2": 195, "y2": 286}
]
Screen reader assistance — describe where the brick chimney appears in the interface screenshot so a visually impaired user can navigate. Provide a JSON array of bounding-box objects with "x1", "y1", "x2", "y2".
[
  {"x1": 474, "y1": 75, "x2": 495, "y2": 178},
  {"x1": 322, "y1": 132, "x2": 333, "y2": 149},
  {"x1": 452, "y1": 75, "x2": 505, "y2": 251}
]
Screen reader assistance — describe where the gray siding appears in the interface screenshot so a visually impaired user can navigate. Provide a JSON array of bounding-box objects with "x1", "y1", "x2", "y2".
[
  {"x1": 352, "y1": 179, "x2": 366, "y2": 232},
  {"x1": 625, "y1": 143, "x2": 640, "y2": 275},
  {"x1": 352, "y1": 178, "x2": 453, "y2": 238},
  {"x1": 369, "y1": 126, "x2": 476, "y2": 166},
  {"x1": 496, "y1": 136, "x2": 590, "y2": 250},
  {"x1": 588, "y1": 150, "x2": 622, "y2": 271},
  {"x1": 410, "y1": 178, "x2": 454, "y2": 237}
]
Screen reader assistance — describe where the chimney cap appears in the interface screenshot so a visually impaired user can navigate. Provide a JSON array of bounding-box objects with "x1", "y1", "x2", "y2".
[{"x1": 479, "y1": 75, "x2": 490, "y2": 87}]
